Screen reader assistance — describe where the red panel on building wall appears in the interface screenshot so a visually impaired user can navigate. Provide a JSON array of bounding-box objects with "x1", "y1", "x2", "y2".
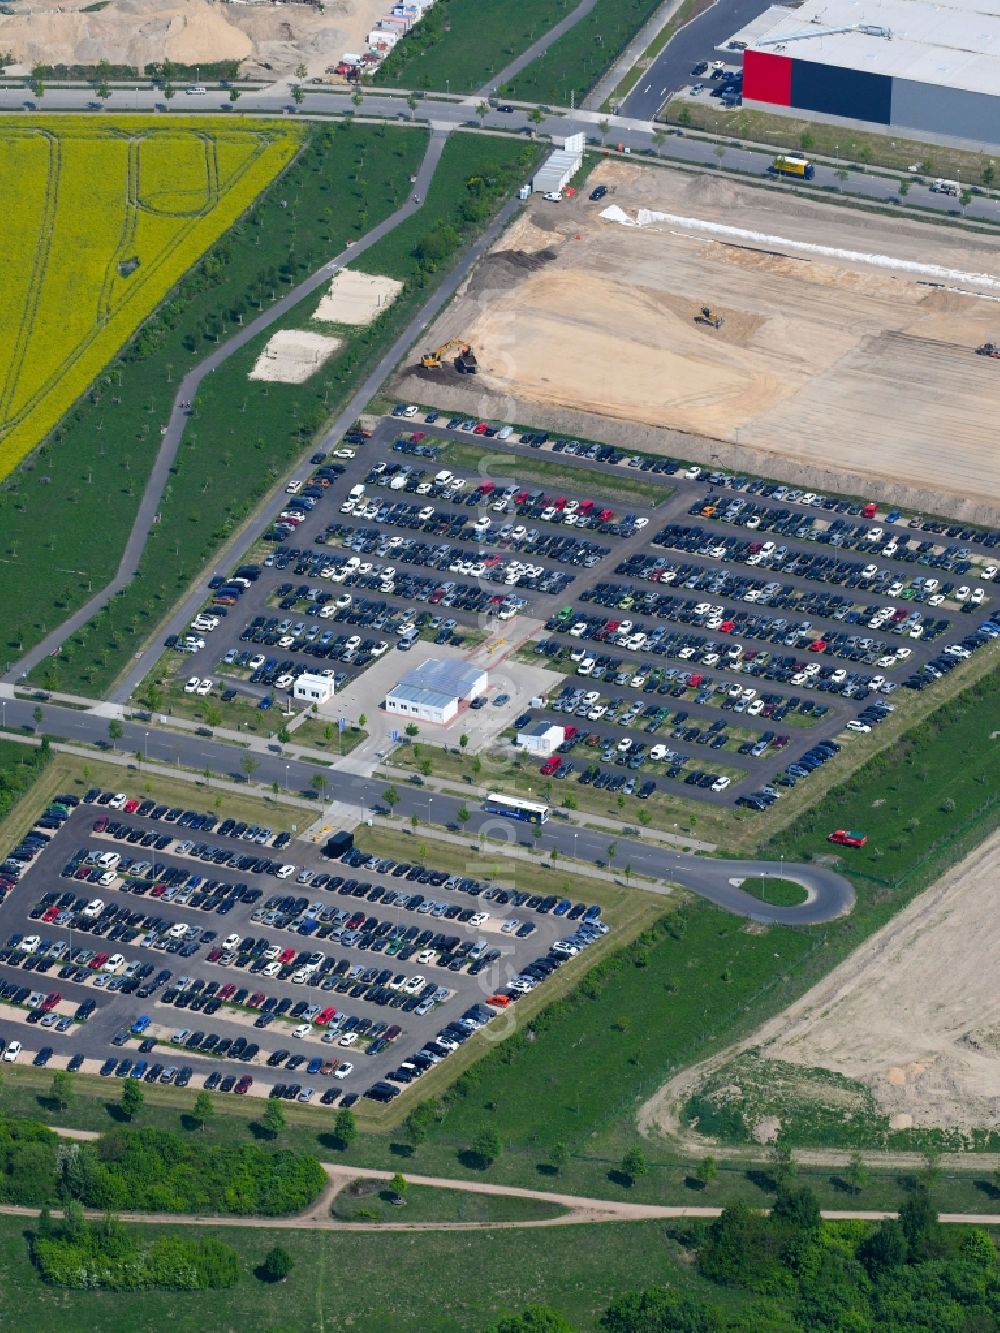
[{"x1": 743, "y1": 49, "x2": 792, "y2": 106}]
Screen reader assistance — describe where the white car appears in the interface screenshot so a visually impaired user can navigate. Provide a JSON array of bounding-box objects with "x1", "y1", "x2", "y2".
[
  {"x1": 3, "y1": 1040, "x2": 21, "y2": 1063},
  {"x1": 276, "y1": 864, "x2": 296, "y2": 879},
  {"x1": 292, "y1": 1023, "x2": 312, "y2": 1039},
  {"x1": 222, "y1": 933, "x2": 241, "y2": 951},
  {"x1": 403, "y1": 405, "x2": 419, "y2": 417},
  {"x1": 286, "y1": 479, "x2": 303, "y2": 494},
  {"x1": 469, "y1": 912, "x2": 489, "y2": 927},
  {"x1": 332, "y1": 447, "x2": 355, "y2": 459},
  {"x1": 711, "y1": 776, "x2": 730, "y2": 793},
  {"x1": 339, "y1": 1031, "x2": 358, "y2": 1047},
  {"x1": 104, "y1": 953, "x2": 126, "y2": 974},
  {"x1": 333, "y1": 1062, "x2": 353, "y2": 1079},
  {"x1": 184, "y1": 677, "x2": 201, "y2": 694},
  {"x1": 543, "y1": 191, "x2": 562, "y2": 202},
  {"x1": 196, "y1": 678, "x2": 213, "y2": 695}
]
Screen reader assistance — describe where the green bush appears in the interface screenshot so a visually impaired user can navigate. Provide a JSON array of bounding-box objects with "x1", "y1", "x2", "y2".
[
  {"x1": 60, "y1": 1126, "x2": 325, "y2": 1216},
  {"x1": 32, "y1": 1209, "x2": 241, "y2": 1290}
]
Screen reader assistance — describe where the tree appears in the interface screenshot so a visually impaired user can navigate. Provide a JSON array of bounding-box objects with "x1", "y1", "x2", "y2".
[
  {"x1": 96, "y1": 77, "x2": 112, "y2": 100},
  {"x1": 260, "y1": 1244, "x2": 294, "y2": 1282},
  {"x1": 676, "y1": 105, "x2": 692, "y2": 127},
  {"x1": 770, "y1": 1184, "x2": 821, "y2": 1233},
  {"x1": 292, "y1": 84, "x2": 304, "y2": 106},
  {"x1": 407, "y1": 93, "x2": 418, "y2": 120},
  {"x1": 32, "y1": 705, "x2": 43, "y2": 726},
  {"x1": 311, "y1": 773, "x2": 327, "y2": 802},
  {"x1": 472, "y1": 1125, "x2": 503, "y2": 1167},
  {"x1": 49, "y1": 1070, "x2": 74, "y2": 1111},
  {"x1": 921, "y1": 1148, "x2": 942, "y2": 1188},
  {"x1": 528, "y1": 106, "x2": 544, "y2": 126},
  {"x1": 858, "y1": 1217, "x2": 907, "y2": 1277},
  {"x1": 334, "y1": 1107, "x2": 357, "y2": 1148},
  {"x1": 960, "y1": 187, "x2": 973, "y2": 209},
  {"x1": 459, "y1": 733, "x2": 469, "y2": 751},
  {"x1": 982, "y1": 162, "x2": 995, "y2": 187},
  {"x1": 799, "y1": 130, "x2": 814, "y2": 151},
  {"x1": 898, "y1": 178, "x2": 910, "y2": 199},
  {"x1": 606, "y1": 842, "x2": 617, "y2": 866},
  {"x1": 620, "y1": 1148, "x2": 646, "y2": 1186},
  {"x1": 598, "y1": 118, "x2": 611, "y2": 145},
  {"x1": 120, "y1": 1080, "x2": 144, "y2": 1119},
  {"x1": 295, "y1": 61, "x2": 308, "y2": 80},
  {"x1": 457, "y1": 805, "x2": 471, "y2": 827},
  {"x1": 358, "y1": 712, "x2": 367, "y2": 730},
  {"x1": 652, "y1": 128, "x2": 666, "y2": 152},
  {"x1": 229, "y1": 87, "x2": 241, "y2": 103},
  {"x1": 351, "y1": 88, "x2": 364, "y2": 109},
  {"x1": 696, "y1": 1155, "x2": 717, "y2": 1190},
  {"x1": 476, "y1": 100, "x2": 490, "y2": 125},
  {"x1": 163, "y1": 83, "x2": 175, "y2": 101},
  {"x1": 389, "y1": 1171, "x2": 407, "y2": 1201},
  {"x1": 382, "y1": 785, "x2": 399, "y2": 811},
  {"x1": 241, "y1": 753, "x2": 259, "y2": 782},
  {"x1": 846, "y1": 1151, "x2": 869, "y2": 1195},
  {"x1": 899, "y1": 1184, "x2": 939, "y2": 1258},
  {"x1": 769, "y1": 1138, "x2": 796, "y2": 1187},
  {"x1": 192, "y1": 1091, "x2": 214, "y2": 1129},
  {"x1": 29, "y1": 65, "x2": 45, "y2": 97},
  {"x1": 405, "y1": 722, "x2": 419, "y2": 736},
  {"x1": 262, "y1": 1098, "x2": 286, "y2": 1138},
  {"x1": 550, "y1": 1141, "x2": 569, "y2": 1174},
  {"x1": 108, "y1": 718, "x2": 124, "y2": 751},
  {"x1": 835, "y1": 166, "x2": 849, "y2": 187},
  {"x1": 491, "y1": 1307, "x2": 575, "y2": 1333},
  {"x1": 276, "y1": 724, "x2": 291, "y2": 744},
  {"x1": 602, "y1": 1287, "x2": 721, "y2": 1333}
]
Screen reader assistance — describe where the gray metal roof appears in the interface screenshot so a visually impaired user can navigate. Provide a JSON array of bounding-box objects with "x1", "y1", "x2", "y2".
[
  {"x1": 519, "y1": 720, "x2": 560, "y2": 737},
  {"x1": 386, "y1": 657, "x2": 485, "y2": 709},
  {"x1": 737, "y1": 0, "x2": 1000, "y2": 96}
]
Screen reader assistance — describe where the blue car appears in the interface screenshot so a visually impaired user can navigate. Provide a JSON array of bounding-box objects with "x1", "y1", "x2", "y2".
[
  {"x1": 258, "y1": 696, "x2": 273, "y2": 711},
  {"x1": 131, "y1": 1014, "x2": 151, "y2": 1034}
]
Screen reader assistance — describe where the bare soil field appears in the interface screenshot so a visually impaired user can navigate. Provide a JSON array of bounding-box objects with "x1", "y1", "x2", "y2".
[
  {"x1": 399, "y1": 161, "x2": 1000, "y2": 520},
  {"x1": 641, "y1": 830, "x2": 1000, "y2": 1140},
  {"x1": 0, "y1": 0, "x2": 384, "y2": 80}
]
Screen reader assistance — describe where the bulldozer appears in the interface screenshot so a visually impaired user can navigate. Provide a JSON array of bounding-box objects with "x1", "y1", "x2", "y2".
[
  {"x1": 695, "y1": 306, "x2": 725, "y2": 329},
  {"x1": 975, "y1": 341, "x2": 1000, "y2": 358},
  {"x1": 419, "y1": 339, "x2": 478, "y2": 373}
]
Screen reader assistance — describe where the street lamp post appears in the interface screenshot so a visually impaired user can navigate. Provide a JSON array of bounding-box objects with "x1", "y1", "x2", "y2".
[
  {"x1": 285, "y1": 763, "x2": 290, "y2": 791},
  {"x1": 143, "y1": 731, "x2": 149, "y2": 762}
]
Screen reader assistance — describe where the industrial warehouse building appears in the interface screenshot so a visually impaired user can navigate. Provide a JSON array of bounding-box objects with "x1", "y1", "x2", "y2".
[
  {"x1": 734, "y1": 0, "x2": 1000, "y2": 146},
  {"x1": 384, "y1": 658, "x2": 488, "y2": 725}
]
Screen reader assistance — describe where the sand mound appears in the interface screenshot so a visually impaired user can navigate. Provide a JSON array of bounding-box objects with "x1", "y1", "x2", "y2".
[
  {"x1": 313, "y1": 270, "x2": 403, "y2": 326},
  {"x1": 249, "y1": 329, "x2": 341, "y2": 383}
]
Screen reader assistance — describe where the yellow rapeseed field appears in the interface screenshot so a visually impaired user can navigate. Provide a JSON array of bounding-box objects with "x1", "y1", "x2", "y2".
[{"x1": 0, "y1": 117, "x2": 301, "y2": 480}]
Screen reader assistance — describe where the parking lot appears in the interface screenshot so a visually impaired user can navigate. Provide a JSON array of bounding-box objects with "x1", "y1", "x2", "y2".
[
  {"x1": 156, "y1": 408, "x2": 999, "y2": 815},
  {"x1": 0, "y1": 788, "x2": 608, "y2": 1107}
]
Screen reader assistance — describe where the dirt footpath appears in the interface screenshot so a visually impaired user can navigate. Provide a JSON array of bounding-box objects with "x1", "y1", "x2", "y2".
[
  {"x1": 399, "y1": 163, "x2": 1000, "y2": 521},
  {"x1": 641, "y1": 831, "x2": 1000, "y2": 1141}
]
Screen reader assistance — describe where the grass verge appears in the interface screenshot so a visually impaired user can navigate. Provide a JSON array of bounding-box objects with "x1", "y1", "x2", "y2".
[
  {"x1": 603, "y1": 0, "x2": 715, "y2": 111},
  {"x1": 659, "y1": 100, "x2": 1000, "y2": 186},
  {"x1": 438, "y1": 439, "x2": 672, "y2": 508},
  {"x1": 737, "y1": 876, "x2": 808, "y2": 907}
]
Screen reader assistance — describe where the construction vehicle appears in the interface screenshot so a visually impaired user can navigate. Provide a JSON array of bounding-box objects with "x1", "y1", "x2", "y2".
[
  {"x1": 976, "y1": 341, "x2": 1000, "y2": 358},
  {"x1": 769, "y1": 153, "x2": 815, "y2": 180},
  {"x1": 695, "y1": 306, "x2": 725, "y2": 329},
  {"x1": 419, "y1": 339, "x2": 478, "y2": 373}
]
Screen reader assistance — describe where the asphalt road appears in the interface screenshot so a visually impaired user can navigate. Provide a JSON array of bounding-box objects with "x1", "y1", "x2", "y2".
[
  {"x1": 2, "y1": 85, "x2": 998, "y2": 225},
  {"x1": 621, "y1": 0, "x2": 773, "y2": 120},
  {"x1": 0, "y1": 693, "x2": 854, "y2": 923}
]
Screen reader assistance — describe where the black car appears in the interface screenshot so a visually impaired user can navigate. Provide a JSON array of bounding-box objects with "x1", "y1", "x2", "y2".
[
  {"x1": 67, "y1": 1053, "x2": 85, "y2": 1072},
  {"x1": 33, "y1": 1047, "x2": 54, "y2": 1067},
  {"x1": 497, "y1": 103, "x2": 515, "y2": 113}
]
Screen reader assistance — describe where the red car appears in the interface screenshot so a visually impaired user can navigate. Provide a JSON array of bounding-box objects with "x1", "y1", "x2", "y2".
[
  {"x1": 234, "y1": 1075, "x2": 253, "y2": 1095},
  {"x1": 316, "y1": 1006, "x2": 337, "y2": 1026},
  {"x1": 42, "y1": 907, "x2": 59, "y2": 923},
  {"x1": 488, "y1": 994, "x2": 511, "y2": 1007},
  {"x1": 808, "y1": 639, "x2": 828, "y2": 653},
  {"x1": 247, "y1": 991, "x2": 266, "y2": 1008},
  {"x1": 218, "y1": 983, "x2": 236, "y2": 1000},
  {"x1": 89, "y1": 952, "x2": 109, "y2": 970},
  {"x1": 41, "y1": 991, "x2": 61, "y2": 1011},
  {"x1": 539, "y1": 757, "x2": 560, "y2": 776},
  {"x1": 279, "y1": 947, "x2": 297, "y2": 964},
  {"x1": 828, "y1": 829, "x2": 868, "y2": 848},
  {"x1": 124, "y1": 799, "x2": 140, "y2": 814},
  {"x1": 92, "y1": 817, "x2": 109, "y2": 833}
]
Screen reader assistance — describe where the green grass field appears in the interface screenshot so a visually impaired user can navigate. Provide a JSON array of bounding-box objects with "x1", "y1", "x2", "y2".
[
  {"x1": 0, "y1": 118, "x2": 300, "y2": 482},
  {"x1": 28, "y1": 132, "x2": 538, "y2": 698},
  {"x1": 738, "y1": 876, "x2": 808, "y2": 907},
  {"x1": 330, "y1": 1180, "x2": 566, "y2": 1223},
  {"x1": 0, "y1": 121, "x2": 424, "y2": 684},
  {"x1": 506, "y1": 0, "x2": 663, "y2": 104},
  {"x1": 371, "y1": 0, "x2": 574, "y2": 93},
  {"x1": 0, "y1": 1211, "x2": 729, "y2": 1332},
  {"x1": 438, "y1": 440, "x2": 672, "y2": 508}
]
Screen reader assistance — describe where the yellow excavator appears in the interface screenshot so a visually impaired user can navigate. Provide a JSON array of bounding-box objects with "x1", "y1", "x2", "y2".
[
  {"x1": 420, "y1": 339, "x2": 478, "y2": 373},
  {"x1": 695, "y1": 306, "x2": 725, "y2": 329}
]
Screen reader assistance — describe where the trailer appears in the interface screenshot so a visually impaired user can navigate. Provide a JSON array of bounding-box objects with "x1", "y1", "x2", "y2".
[{"x1": 770, "y1": 153, "x2": 815, "y2": 179}]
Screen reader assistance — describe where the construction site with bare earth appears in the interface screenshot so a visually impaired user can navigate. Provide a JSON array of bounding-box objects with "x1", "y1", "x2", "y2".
[{"x1": 395, "y1": 159, "x2": 1000, "y2": 522}]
